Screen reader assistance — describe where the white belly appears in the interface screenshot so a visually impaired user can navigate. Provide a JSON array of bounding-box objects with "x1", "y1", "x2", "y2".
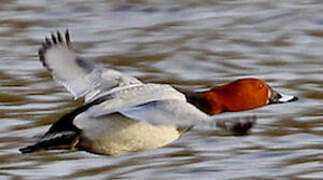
[{"x1": 74, "y1": 113, "x2": 181, "y2": 155}]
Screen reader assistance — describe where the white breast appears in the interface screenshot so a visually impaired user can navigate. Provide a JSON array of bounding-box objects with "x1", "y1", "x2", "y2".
[{"x1": 75, "y1": 113, "x2": 180, "y2": 155}]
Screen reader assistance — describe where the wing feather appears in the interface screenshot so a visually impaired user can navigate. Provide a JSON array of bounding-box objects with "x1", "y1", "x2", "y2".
[
  {"x1": 85, "y1": 84, "x2": 186, "y2": 117},
  {"x1": 38, "y1": 30, "x2": 142, "y2": 101}
]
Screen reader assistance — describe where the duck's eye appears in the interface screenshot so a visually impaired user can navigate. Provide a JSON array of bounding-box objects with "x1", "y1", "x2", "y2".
[{"x1": 258, "y1": 83, "x2": 264, "y2": 89}]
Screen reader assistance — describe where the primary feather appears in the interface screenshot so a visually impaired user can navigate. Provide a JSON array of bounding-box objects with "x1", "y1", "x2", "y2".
[{"x1": 38, "y1": 30, "x2": 142, "y2": 101}]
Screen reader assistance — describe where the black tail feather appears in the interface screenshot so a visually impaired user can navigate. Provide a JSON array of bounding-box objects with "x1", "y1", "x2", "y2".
[
  {"x1": 19, "y1": 80, "x2": 108, "y2": 154},
  {"x1": 19, "y1": 145, "x2": 41, "y2": 154},
  {"x1": 19, "y1": 131, "x2": 80, "y2": 154}
]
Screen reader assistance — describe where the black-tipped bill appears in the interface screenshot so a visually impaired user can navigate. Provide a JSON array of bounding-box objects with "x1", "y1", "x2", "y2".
[{"x1": 269, "y1": 89, "x2": 298, "y2": 104}]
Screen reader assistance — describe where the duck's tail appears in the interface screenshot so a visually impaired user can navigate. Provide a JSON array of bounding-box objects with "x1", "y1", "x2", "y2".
[
  {"x1": 19, "y1": 98, "x2": 89, "y2": 154},
  {"x1": 19, "y1": 131, "x2": 80, "y2": 154}
]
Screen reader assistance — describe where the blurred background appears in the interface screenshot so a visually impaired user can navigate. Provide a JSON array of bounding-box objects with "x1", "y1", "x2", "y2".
[{"x1": 0, "y1": 0, "x2": 323, "y2": 179}]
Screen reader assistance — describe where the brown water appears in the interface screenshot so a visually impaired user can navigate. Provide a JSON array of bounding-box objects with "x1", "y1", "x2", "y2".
[{"x1": 1, "y1": 0, "x2": 323, "y2": 179}]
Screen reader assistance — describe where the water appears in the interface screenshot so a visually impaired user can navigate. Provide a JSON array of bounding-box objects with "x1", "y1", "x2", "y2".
[{"x1": 1, "y1": 0, "x2": 323, "y2": 179}]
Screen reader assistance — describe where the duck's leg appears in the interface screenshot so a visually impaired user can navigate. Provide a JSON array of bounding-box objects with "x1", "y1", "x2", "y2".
[{"x1": 215, "y1": 116, "x2": 256, "y2": 135}]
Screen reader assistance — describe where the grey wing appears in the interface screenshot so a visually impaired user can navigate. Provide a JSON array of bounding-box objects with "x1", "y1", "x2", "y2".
[
  {"x1": 119, "y1": 100, "x2": 216, "y2": 127},
  {"x1": 74, "y1": 83, "x2": 213, "y2": 127},
  {"x1": 85, "y1": 84, "x2": 187, "y2": 117},
  {"x1": 38, "y1": 31, "x2": 142, "y2": 101},
  {"x1": 85, "y1": 97, "x2": 215, "y2": 128},
  {"x1": 75, "y1": 83, "x2": 255, "y2": 131},
  {"x1": 117, "y1": 100, "x2": 255, "y2": 131}
]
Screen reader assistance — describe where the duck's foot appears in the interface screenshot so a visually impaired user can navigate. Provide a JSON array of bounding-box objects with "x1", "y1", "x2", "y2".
[{"x1": 216, "y1": 116, "x2": 256, "y2": 136}]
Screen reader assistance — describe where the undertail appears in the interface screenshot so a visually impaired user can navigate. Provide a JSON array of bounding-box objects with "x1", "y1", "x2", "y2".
[{"x1": 19, "y1": 131, "x2": 80, "y2": 154}]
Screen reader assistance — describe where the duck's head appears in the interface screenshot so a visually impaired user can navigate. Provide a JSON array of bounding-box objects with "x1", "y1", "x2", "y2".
[{"x1": 184, "y1": 78, "x2": 298, "y2": 115}]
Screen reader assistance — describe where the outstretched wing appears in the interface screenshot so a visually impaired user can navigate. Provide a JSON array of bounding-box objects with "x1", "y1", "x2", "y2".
[
  {"x1": 85, "y1": 84, "x2": 186, "y2": 116},
  {"x1": 38, "y1": 30, "x2": 142, "y2": 101},
  {"x1": 72, "y1": 83, "x2": 255, "y2": 131},
  {"x1": 120, "y1": 100, "x2": 214, "y2": 127},
  {"x1": 74, "y1": 84, "x2": 216, "y2": 128}
]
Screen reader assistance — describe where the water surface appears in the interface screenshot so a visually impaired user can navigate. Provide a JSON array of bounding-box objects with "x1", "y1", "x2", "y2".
[{"x1": 1, "y1": 0, "x2": 323, "y2": 179}]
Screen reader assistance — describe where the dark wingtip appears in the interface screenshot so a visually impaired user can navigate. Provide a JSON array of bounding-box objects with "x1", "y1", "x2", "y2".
[
  {"x1": 51, "y1": 33, "x2": 57, "y2": 44},
  {"x1": 45, "y1": 37, "x2": 51, "y2": 45},
  {"x1": 57, "y1": 31, "x2": 63, "y2": 42},
  {"x1": 38, "y1": 48, "x2": 45, "y2": 63},
  {"x1": 65, "y1": 29, "x2": 71, "y2": 47},
  {"x1": 38, "y1": 45, "x2": 52, "y2": 72},
  {"x1": 38, "y1": 29, "x2": 71, "y2": 71}
]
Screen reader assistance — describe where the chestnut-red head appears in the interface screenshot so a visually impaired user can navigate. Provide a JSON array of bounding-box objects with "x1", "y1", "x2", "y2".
[{"x1": 198, "y1": 78, "x2": 297, "y2": 114}]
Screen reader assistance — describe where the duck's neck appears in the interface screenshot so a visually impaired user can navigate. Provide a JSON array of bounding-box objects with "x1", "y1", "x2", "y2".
[{"x1": 176, "y1": 87, "x2": 224, "y2": 115}]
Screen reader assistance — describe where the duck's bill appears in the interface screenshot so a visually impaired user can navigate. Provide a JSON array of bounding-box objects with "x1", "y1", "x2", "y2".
[{"x1": 269, "y1": 89, "x2": 298, "y2": 104}]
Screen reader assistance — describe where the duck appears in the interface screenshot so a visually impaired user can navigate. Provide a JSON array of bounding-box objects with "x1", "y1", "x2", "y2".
[{"x1": 19, "y1": 31, "x2": 296, "y2": 156}]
